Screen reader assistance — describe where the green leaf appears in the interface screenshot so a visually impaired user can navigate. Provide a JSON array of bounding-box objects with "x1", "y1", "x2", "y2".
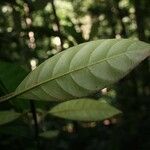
[
  {"x1": 0, "y1": 61, "x2": 28, "y2": 92},
  {"x1": 1, "y1": 39, "x2": 150, "y2": 102},
  {"x1": 49, "y1": 98, "x2": 121, "y2": 121},
  {"x1": 0, "y1": 61, "x2": 30, "y2": 110},
  {"x1": 0, "y1": 111, "x2": 21, "y2": 125},
  {"x1": 39, "y1": 130, "x2": 59, "y2": 139},
  {"x1": 0, "y1": 125, "x2": 32, "y2": 138}
]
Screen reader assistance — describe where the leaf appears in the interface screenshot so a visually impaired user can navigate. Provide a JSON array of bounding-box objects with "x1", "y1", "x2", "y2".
[
  {"x1": 0, "y1": 61, "x2": 30, "y2": 110},
  {"x1": 0, "y1": 61, "x2": 49, "y2": 110},
  {"x1": 0, "y1": 61, "x2": 28, "y2": 92},
  {"x1": 0, "y1": 111, "x2": 21, "y2": 125},
  {"x1": 49, "y1": 98, "x2": 121, "y2": 121},
  {"x1": 39, "y1": 130, "x2": 59, "y2": 139},
  {"x1": 0, "y1": 125, "x2": 31, "y2": 138},
  {"x1": 1, "y1": 39, "x2": 150, "y2": 102}
]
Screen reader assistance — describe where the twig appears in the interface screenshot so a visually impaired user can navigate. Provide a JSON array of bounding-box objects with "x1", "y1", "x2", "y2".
[
  {"x1": 51, "y1": 0, "x2": 64, "y2": 50},
  {"x1": 0, "y1": 92, "x2": 16, "y2": 103},
  {"x1": 30, "y1": 100, "x2": 39, "y2": 148},
  {"x1": 30, "y1": 100, "x2": 39, "y2": 138}
]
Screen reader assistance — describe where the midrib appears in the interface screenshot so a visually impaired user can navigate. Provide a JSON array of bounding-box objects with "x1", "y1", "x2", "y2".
[{"x1": 16, "y1": 51, "x2": 132, "y2": 96}]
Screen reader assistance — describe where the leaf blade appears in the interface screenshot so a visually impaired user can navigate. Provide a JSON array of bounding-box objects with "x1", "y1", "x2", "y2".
[
  {"x1": 49, "y1": 99, "x2": 121, "y2": 121},
  {"x1": 0, "y1": 111, "x2": 21, "y2": 125},
  {"x1": 39, "y1": 130, "x2": 59, "y2": 139},
  {"x1": 0, "y1": 61, "x2": 28, "y2": 92},
  {"x1": 1, "y1": 39, "x2": 149, "y2": 102}
]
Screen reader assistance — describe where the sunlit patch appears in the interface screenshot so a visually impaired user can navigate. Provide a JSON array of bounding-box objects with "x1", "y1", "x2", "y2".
[
  {"x1": 99, "y1": 14, "x2": 105, "y2": 21},
  {"x1": 26, "y1": 18, "x2": 32, "y2": 25},
  {"x1": 63, "y1": 123, "x2": 74, "y2": 133},
  {"x1": 28, "y1": 31, "x2": 36, "y2": 49},
  {"x1": 115, "y1": 34, "x2": 122, "y2": 39},
  {"x1": 7, "y1": 27, "x2": 12, "y2": 32},
  {"x1": 2, "y1": 5, "x2": 12, "y2": 13},
  {"x1": 63, "y1": 43, "x2": 69, "y2": 49},
  {"x1": 51, "y1": 49, "x2": 58, "y2": 55},
  {"x1": 130, "y1": 23, "x2": 137, "y2": 30},
  {"x1": 101, "y1": 88, "x2": 108, "y2": 95},
  {"x1": 129, "y1": 7, "x2": 135, "y2": 13},
  {"x1": 52, "y1": 37, "x2": 61, "y2": 46},
  {"x1": 52, "y1": 24, "x2": 58, "y2": 31},
  {"x1": 80, "y1": 15, "x2": 91, "y2": 40},
  {"x1": 119, "y1": 0, "x2": 128, "y2": 8},
  {"x1": 44, "y1": 2, "x2": 51, "y2": 12},
  {"x1": 23, "y1": 3, "x2": 29, "y2": 13},
  {"x1": 30, "y1": 59, "x2": 38, "y2": 70},
  {"x1": 122, "y1": 17, "x2": 130, "y2": 23},
  {"x1": 103, "y1": 119, "x2": 111, "y2": 126}
]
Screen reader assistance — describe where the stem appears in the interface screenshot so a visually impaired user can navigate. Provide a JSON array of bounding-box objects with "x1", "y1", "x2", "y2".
[
  {"x1": 0, "y1": 92, "x2": 16, "y2": 103},
  {"x1": 51, "y1": 0, "x2": 64, "y2": 50},
  {"x1": 30, "y1": 100, "x2": 39, "y2": 140},
  {"x1": 134, "y1": 0, "x2": 146, "y2": 41},
  {"x1": 106, "y1": 0, "x2": 116, "y2": 38},
  {"x1": 29, "y1": 100, "x2": 40, "y2": 150},
  {"x1": 112, "y1": 0, "x2": 127, "y2": 37}
]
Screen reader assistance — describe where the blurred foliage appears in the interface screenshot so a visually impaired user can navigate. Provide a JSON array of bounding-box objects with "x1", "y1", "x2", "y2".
[{"x1": 0, "y1": 0, "x2": 149, "y2": 149}]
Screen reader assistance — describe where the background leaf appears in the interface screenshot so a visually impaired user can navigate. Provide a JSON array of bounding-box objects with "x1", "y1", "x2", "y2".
[
  {"x1": 0, "y1": 61, "x2": 56, "y2": 111},
  {"x1": 14, "y1": 39, "x2": 150, "y2": 102},
  {"x1": 0, "y1": 125, "x2": 32, "y2": 138},
  {"x1": 49, "y1": 98, "x2": 121, "y2": 121},
  {"x1": 39, "y1": 130, "x2": 59, "y2": 139},
  {"x1": 0, "y1": 61, "x2": 28, "y2": 93},
  {"x1": 0, "y1": 61, "x2": 30, "y2": 110},
  {"x1": 0, "y1": 111, "x2": 21, "y2": 125}
]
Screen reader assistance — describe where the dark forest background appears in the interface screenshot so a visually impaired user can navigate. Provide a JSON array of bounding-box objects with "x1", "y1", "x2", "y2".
[{"x1": 0, "y1": 0, "x2": 150, "y2": 150}]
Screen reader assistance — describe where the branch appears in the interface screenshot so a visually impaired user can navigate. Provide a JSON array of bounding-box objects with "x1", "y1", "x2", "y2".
[
  {"x1": 51, "y1": 0, "x2": 64, "y2": 50},
  {"x1": 30, "y1": 100, "x2": 39, "y2": 140}
]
